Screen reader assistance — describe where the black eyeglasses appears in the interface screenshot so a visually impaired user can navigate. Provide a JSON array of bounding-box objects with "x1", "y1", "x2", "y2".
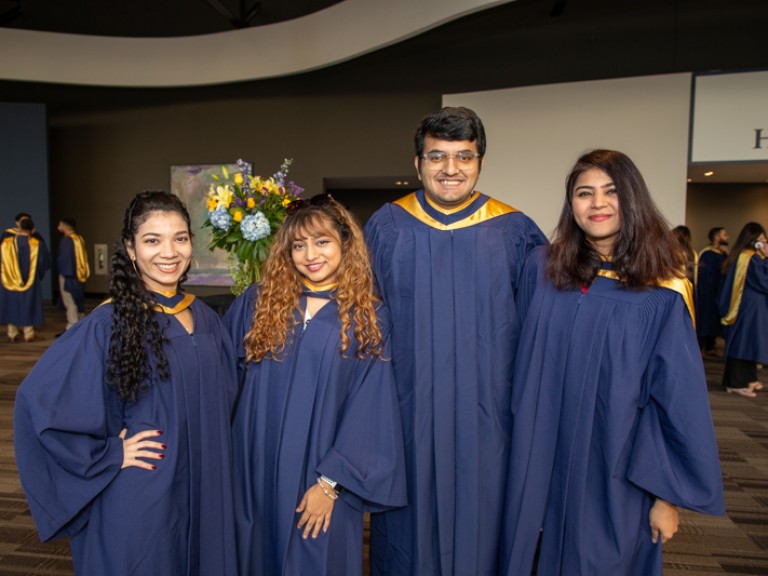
[
  {"x1": 421, "y1": 151, "x2": 481, "y2": 168},
  {"x1": 285, "y1": 193, "x2": 334, "y2": 215}
]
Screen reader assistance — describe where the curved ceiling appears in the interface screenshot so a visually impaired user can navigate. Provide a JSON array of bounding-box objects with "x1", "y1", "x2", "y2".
[{"x1": 0, "y1": 0, "x2": 514, "y2": 87}]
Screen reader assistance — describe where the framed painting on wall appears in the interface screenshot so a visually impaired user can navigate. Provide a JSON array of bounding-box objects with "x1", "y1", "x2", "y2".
[{"x1": 171, "y1": 162, "x2": 251, "y2": 286}]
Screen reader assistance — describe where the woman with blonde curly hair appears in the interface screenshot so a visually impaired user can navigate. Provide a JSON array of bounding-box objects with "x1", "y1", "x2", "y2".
[{"x1": 223, "y1": 193, "x2": 406, "y2": 576}]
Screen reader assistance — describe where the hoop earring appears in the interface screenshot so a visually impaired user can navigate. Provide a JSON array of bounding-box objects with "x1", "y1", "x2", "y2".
[{"x1": 132, "y1": 259, "x2": 139, "y2": 275}]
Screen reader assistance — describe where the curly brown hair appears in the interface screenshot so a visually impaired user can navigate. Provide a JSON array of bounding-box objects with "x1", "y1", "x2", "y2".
[{"x1": 244, "y1": 196, "x2": 384, "y2": 363}]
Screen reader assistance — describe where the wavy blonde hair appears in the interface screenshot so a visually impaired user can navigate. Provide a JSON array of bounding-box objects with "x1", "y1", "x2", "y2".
[{"x1": 244, "y1": 196, "x2": 384, "y2": 363}]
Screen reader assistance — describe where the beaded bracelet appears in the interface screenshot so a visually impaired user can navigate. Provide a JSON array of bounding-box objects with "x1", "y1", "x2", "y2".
[{"x1": 317, "y1": 477, "x2": 339, "y2": 501}]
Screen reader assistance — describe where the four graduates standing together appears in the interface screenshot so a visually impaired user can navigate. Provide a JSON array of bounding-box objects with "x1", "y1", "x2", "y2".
[{"x1": 14, "y1": 107, "x2": 725, "y2": 575}]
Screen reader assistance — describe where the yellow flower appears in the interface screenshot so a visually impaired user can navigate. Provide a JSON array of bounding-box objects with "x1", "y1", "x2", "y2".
[
  {"x1": 206, "y1": 197, "x2": 218, "y2": 211},
  {"x1": 232, "y1": 209, "x2": 243, "y2": 222},
  {"x1": 281, "y1": 197, "x2": 292, "y2": 206},
  {"x1": 234, "y1": 173, "x2": 244, "y2": 185},
  {"x1": 247, "y1": 197, "x2": 256, "y2": 209},
  {"x1": 214, "y1": 185, "x2": 234, "y2": 209}
]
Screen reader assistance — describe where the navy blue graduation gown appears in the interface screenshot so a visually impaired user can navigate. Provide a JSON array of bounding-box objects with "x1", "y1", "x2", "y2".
[
  {"x1": 14, "y1": 299, "x2": 239, "y2": 576},
  {"x1": 57, "y1": 235, "x2": 86, "y2": 312},
  {"x1": 223, "y1": 286, "x2": 406, "y2": 576},
  {"x1": 0, "y1": 230, "x2": 51, "y2": 326},
  {"x1": 696, "y1": 248, "x2": 726, "y2": 340},
  {"x1": 718, "y1": 250, "x2": 768, "y2": 362},
  {"x1": 364, "y1": 190, "x2": 547, "y2": 576},
  {"x1": 501, "y1": 247, "x2": 725, "y2": 576}
]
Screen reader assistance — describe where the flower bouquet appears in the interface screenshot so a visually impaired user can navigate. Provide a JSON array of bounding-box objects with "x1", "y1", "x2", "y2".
[{"x1": 203, "y1": 158, "x2": 304, "y2": 295}]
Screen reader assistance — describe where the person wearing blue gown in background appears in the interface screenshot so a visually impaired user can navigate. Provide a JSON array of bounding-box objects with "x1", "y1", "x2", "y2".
[
  {"x1": 718, "y1": 221, "x2": 768, "y2": 398},
  {"x1": 0, "y1": 213, "x2": 51, "y2": 342},
  {"x1": 56, "y1": 218, "x2": 90, "y2": 330},
  {"x1": 697, "y1": 227, "x2": 729, "y2": 356},
  {"x1": 14, "y1": 191, "x2": 239, "y2": 576},
  {"x1": 365, "y1": 106, "x2": 546, "y2": 576},
  {"x1": 224, "y1": 193, "x2": 406, "y2": 576},
  {"x1": 501, "y1": 150, "x2": 725, "y2": 576}
]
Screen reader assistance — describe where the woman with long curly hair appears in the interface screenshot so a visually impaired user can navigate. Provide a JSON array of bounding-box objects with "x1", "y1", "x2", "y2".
[
  {"x1": 223, "y1": 193, "x2": 406, "y2": 576},
  {"x1": 15, "y1": 191, "x2": 238, "y2": 576},
  {"x1": 718, "y1": 221, "x2": 768, "y2": 397},
  {"x1": 501, "y1": 150, "x2": 724, "y2": 576}
]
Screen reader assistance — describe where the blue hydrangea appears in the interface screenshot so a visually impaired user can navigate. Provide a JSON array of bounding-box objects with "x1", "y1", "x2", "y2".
[
  {"x1": 209, "y1": 206, "x2": 232, "y2": 230},
  {"x1": 241, "y1": 212, "x2": 270, "y2": 241}
]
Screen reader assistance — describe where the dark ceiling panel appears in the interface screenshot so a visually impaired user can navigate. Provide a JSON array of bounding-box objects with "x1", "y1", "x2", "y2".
[{"x1": 0, "y1": 0, "x2": 345, "y2": 37}]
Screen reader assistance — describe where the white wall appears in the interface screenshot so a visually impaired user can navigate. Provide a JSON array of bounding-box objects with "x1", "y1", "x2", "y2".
[
  {"x1": 444, "y1": 73, "x2": 692, "y2": 237},
  {"x1": 692, "y1": 70, "x2": 768, "y2": 162}
]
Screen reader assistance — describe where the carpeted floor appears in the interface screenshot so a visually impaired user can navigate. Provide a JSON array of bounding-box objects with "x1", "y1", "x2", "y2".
[{"x1": 1, "y1": 302, "x2": 767, "y2": 575}]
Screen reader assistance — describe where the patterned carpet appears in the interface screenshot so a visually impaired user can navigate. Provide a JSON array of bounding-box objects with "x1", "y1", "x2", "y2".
[{"x1": 0, "y1": 303, "x2": 767, "y2": 575}]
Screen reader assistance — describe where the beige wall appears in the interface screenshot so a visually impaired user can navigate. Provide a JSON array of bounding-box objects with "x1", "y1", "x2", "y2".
[
  {"x1": 445, "y1": 74, "x2": 692, "y2": 237},
  {"x1": 685, "y1": 183, "x2": 768, "y2": 250},
  {"x1": 50, "y1": 92, "x2": 439, "y2": 292}
]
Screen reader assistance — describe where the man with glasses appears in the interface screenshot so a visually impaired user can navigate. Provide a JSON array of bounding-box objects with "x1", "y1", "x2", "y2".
[{"x1": 365, "y1": 107, "x2": 546, "y2": 575}]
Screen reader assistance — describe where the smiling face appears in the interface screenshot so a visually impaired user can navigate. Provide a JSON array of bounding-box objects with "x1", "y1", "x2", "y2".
[
  {"x1": 415, "y1": 135, "x2": 483, "y2": 209},
  {"x1": 571, "y1": 167, "x2": 621, "y2": 257},
  {"x1": 290, "y1": 219, "x2": 343, "y2": 286},
  {"x1": 126, "y1": 210, "x2": 192, "y2": 294}
]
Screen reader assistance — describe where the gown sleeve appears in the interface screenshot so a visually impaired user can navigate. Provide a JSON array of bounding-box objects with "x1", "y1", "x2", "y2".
[
  {"x1": 626, "y1": 290, "x2": 725, "y2": 515},
  {"x1": 14, "y1": 306, "x2": 125, "y2": 541},
  {"x1": 745, "y1": 255, "x2": 768, "y2": 293},
  {"x1": 221, "y1": 285, "x2": 258, "y2": 375},
  {"x1": 199, "y1": 299, "x2": 241, "y2": 413},
  {"x1": 35, "y1": 234, "x2": 52, "y2": 279},
  {"x1": 515, "y1": 245, "x2": 546, "y2": 324},
  {"x1": 363, "y1": 204, "x2": 397, "y2": 297},
  {"x1": 316, "y1": 306, "x2": 407, "y2": 512}
]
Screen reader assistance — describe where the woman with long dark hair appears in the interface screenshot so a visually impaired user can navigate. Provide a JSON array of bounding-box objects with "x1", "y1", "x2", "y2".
[
  {"x1": 718, "y1": 221, "x2": 768, "y2": 397},
  {"x1": 501, "y1": 150, "x2": 724, "y2": 576},
  {"x1": 224, "y1": 194, "x2": 406, "y2": 575},
  {"x1": 15, "y1": 191, "x2": 238, "y2": 575}
]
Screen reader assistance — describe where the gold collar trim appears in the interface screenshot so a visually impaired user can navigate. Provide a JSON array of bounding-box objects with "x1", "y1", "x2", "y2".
[
  {"x1": 596, "y1": 269, "x2": 696, "y2": 327},
  {"x1": 394, "y1": 192, "x2": 518, "y2": 231},
  {"x1": 301, "y1": 279, "x2": 339, "y2": 293},
  {"x1": 154, "y1": 293, "x2": 196, "y2": 315}
]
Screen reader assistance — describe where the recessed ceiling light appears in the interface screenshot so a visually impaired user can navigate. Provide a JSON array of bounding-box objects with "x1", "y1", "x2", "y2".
[{"x1": 704, "y1": 171, "x2": 714, "y2": 177}]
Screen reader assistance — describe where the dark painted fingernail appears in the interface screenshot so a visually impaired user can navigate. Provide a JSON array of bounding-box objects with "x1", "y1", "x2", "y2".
[
  {"x1": 151, "y1": 465, "x2": 157, "y2": 470},
  {"x1": 156, "y1": 430, "x2": 163, "y2": 435},
  {"x1": 161, "y1": 444, "x2": 167, "y2": 449},
  {"x1": 158, "y1": 454, "x2": 165, "y2": 459}
]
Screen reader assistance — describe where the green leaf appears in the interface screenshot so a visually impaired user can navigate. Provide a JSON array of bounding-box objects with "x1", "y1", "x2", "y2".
[
  {"x1": 257, "y1": 242, "x2": 268, "y2": 262},
  {"x1": 238, "y1": 241, "x2": 255, "y2": 262}
]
